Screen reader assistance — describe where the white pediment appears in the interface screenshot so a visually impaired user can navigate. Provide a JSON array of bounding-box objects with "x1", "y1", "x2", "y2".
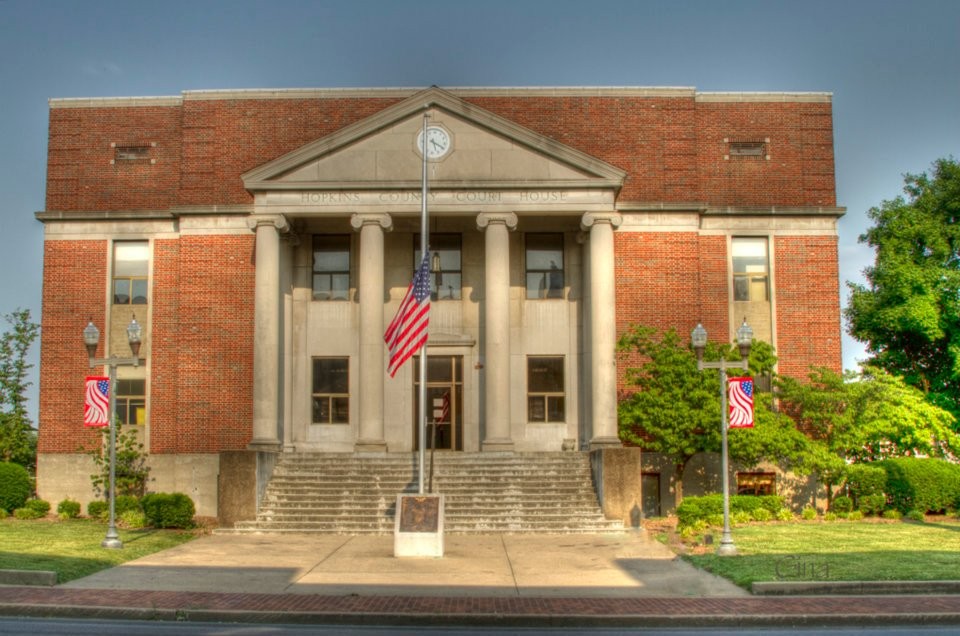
[{"x1": 242, "y1": 87, "x2": 625, "y2": 192}]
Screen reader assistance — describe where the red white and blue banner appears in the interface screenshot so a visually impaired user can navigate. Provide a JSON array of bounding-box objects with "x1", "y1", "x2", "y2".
[
  {"x1": 728, "y1": 377, "x2": 754, "y2": 428},
  {"x1": 384, "y1": 252, "x2": 431, "y2": 377},
  {"x1": 84, "y1": 376, "x2": 110, "y2": 427}
]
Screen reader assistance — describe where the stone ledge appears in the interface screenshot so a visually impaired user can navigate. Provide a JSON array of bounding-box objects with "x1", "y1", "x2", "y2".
[
  {"x1": 0, "y1": 570, "x2": 57, "y2": 587},
  {"x1": 753, "y1": 580, "x2": 960, "y2": 596}
]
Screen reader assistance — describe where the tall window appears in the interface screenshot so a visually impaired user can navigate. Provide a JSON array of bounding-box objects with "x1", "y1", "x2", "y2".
[
  {"x1": 116, "y1": 379, "x2": 146, "y2": 425},
  {"x1": 113, "y1": 242, "x2": 148, "y2": 305},
  {"x1": 312, "y1": 235, "x2": 350, "y2": 300},
  {"x1": 415, "y1": 234, "x2": 461, "y2": 300},
  {"x1": 525, "y1": 234, "x2": 564, "y2": 299},
  {"x1": 527, "y1": 356, "x2": 565, "y2": 422},
  {"x1": 732, "y1": 237, "x2": 769, "y2": 302},
  {"x1": 312, "y1": 358, "x2": 349, "y2": 424}
]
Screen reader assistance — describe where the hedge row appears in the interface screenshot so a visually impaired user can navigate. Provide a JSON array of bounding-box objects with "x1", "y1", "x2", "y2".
[
  {"x1": 677, "y1": 494, "x2": 785, "y2": 527},
  {"x1": 879, "y1": 458, "x2": 960, "y2": 514}
]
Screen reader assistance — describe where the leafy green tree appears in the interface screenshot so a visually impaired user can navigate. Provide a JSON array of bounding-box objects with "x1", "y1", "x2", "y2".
[
  {"x1": 846, "y1": 157, "x2": 960, "y2": 418},
  {"x1": 89, "y1": 425, "x2": 152, "y2": 498},
  {"x1": 0, "y1": 309, "x2": 40, "y2": 469},
  {"x1": 617, "y1": 326, "x2": 814, "y2": 506}
]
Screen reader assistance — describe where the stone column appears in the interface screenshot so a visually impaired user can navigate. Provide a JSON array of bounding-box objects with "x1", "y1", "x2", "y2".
[
  {"x1": 581, "y1": 212, "x2": 623, "y2": 449},
  {"x1": 477, "y1": 212, "x2": 517, "y2": 452},
  {"x1": 248, "y1": 215, "x2": 289, "y2": 451},
  {"x1": 351, "y1": 213, "x2": 392, "y2": 452}
]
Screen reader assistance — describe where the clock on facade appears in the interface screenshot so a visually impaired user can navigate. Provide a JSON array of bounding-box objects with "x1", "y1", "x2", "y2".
[{"x1": 417, "y1": 126, "x2": 451, "y2": 159}]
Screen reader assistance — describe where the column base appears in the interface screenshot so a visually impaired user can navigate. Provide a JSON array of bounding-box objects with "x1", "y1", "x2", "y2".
[
  {"x1": 481, "y1": 438, "x2": 515, "y2": 452},
  {"x1": 247, "y1": 439, "x2": 282, "y2": 453},
  {"x1": 589, "y1": 436, "x2": 622, "y2": 450},
  {"x1": 354, "y1": 439, "x2": 388, "y2": 453}
]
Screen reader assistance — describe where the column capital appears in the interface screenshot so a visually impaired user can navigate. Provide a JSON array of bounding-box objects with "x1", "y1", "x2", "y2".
[
  {"x1": 580, "y1": 212, "x2": 623, "y2": 232},
  {"x1": 350, "y1": 212, "x2": 393, "y2": 232},
  {"x1": 247, "y1": 214, "x2": 291, "y2": 234},
  {"x1": 476, "y1": 212, "x2": 518, "y2": 231}
]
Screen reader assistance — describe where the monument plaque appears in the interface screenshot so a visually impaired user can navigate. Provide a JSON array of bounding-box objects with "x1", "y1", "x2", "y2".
[{"x1": 394, "y1": 493, "x2": 444, "y2": 557}]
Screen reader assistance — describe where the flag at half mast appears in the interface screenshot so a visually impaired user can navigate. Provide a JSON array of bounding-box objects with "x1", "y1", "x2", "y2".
[{"x1": 384, "y1": 252, "x2": 431, "y2": 377}]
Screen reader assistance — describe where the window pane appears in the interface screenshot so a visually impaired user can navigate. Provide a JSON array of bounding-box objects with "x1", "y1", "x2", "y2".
[
  {"x1": 114, "y1": 279, "x2": 131, "y2": 305},
  {"x1": 313, "y1": 236, "x2": 350, "y2": 300},
  {"x1": 415, "y1": 234, "x2": 462, "y2": 301},
  {"x1": 528, "y1": 357, "x2": 564, "y2": 392},
  {"x1": 547, "y1": 396, "x2": 565, "y2": 422},
  {"x1": 528, "y1": 396, "x2": 546, "y2": 422},
  {"x1": 332, "y1": 397, "x2": 349, "y2": 424},
  {"x1": 114, "y1": 243, "x2": 149, "y2": 276},
  {"x1": 313, "y1": 397, "x2": 330, "y2": 424},
  {"x1": 131, "y1": 279, "x2": 148, "y2": 304},
  {"x1": 313, "y1": 358, "x2": 348, "y2": 393},
  {"x1": 526, "y1": 234, "x2": 563, "y2": 270}
]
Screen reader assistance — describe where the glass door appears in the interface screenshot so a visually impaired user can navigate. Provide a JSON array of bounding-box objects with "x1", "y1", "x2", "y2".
[{"x1": 413, "y1": 355, "x2": 463, "y2": 451}]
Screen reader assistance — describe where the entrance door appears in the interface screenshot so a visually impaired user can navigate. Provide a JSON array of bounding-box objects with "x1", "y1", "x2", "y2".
[{"x1": 413, "y1": 355, "x2": 463, "y2": 451}]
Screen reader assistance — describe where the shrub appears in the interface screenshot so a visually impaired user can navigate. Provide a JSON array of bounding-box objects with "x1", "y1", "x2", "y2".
[
  {"x1": 801, "y1": 506, "x2": 818, "y2": 521},
  {"x1": 118, "y1": 509, "x2": 149, "y2": 529},
  {"x1": 883, "y1": 509, "x2": 903, "y2": 520},
  {"x1": 89, "y1": 427, "x2": 151, "y2": 499},
  {"x1": 676, "y1": 494, "x2": 785, "y2": 528},
  {"x1": 831, "y1": 495, "x2": 853, "y2": 513},
  {"x1": 114, "y1": 495, "x2": 142, "y2": 516},
  {"x1": 705, "y1": 513, "x2": 725, "y2": 527},
  {"x1": 751, "y1": 507, "x2": 772, "y2": 522},
  {"x1": 824, "y1": 512, "x2": 838, "y2": 521},
  {"x1": 859, "y1": 493, "x2": 887, "y2": 516},
  {"x1": 843, "y1": 463, "x2": 887, "y2": 505},
  {"x1": 0, "y1": 508, "x2": 7, "y2": 518},
  {"x1": 847, "y1": 510, "x2": 864, "y2": 521},
  {"x1": 880, "y1": 458, "x2": 960, "y2": 514},
  {"x1": 731, "y1": 510, "x2": 754, "y2": 525},
  {"x1": 906, "y1": 509, "x2": 926, "y2": 522},
  {"x1": 24, "y1": 499, "x2": 50, "y2": 515},
  {"x1": 776, "y1": 508, "x2": 794, "y2": 522},
  {"x1": 13, "y1": 507, "x2": 43, "y2": 520},
  {"x1": 141, "y1": 492, "x2": 195, "y2": 529},
  {"x1": 57, "y1": 499, "x2": 81, "y2": 520},
  {"x1": 87, "y1": 500, "x2": 108, "y2": 519},
  {"x1": 0, "y1": 462, "x2": 33, "y2": 512}
]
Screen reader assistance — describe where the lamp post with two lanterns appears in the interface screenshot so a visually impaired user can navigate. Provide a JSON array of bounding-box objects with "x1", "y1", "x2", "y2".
[
  {"x1": 83, "y1": 316, "x2": 142, "y2": 549},
  {"x1": 690, "y1": 318, "x2": 753, "y2": 557}
]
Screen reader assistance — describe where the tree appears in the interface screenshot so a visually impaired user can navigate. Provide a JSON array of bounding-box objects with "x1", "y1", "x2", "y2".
[
  {"x1": 617, "y1": 326, "x2": 813, "y2": 506},
  {"x1": 846, "y1": 157, "x2": 960, "y2": 419},
  {"x1": 0, "y1": 309, "x2": 39, "y2": 469}
]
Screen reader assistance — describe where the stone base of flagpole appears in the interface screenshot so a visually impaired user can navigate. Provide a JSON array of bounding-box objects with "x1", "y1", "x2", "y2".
[{"x1": 394, "y1": 493, "x2": 444, "y2": 558}]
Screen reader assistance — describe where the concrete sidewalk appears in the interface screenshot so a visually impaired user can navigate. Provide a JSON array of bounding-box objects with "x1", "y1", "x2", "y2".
[
  {"x1": 59, "y1": 531, "x2": 745, "y2": 597},
  {"x1": 2, "y1": 531, "x2": 960, "y2": 627}
]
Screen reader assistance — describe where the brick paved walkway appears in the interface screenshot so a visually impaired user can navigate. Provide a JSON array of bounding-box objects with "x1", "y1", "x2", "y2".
[{"x1": 2, "y1": 587, "x2": 960, "y2": 627}]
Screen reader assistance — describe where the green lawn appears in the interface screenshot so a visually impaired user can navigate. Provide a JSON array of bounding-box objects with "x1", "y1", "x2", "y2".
[
  {"x1": 684, "y1": 518, "x2": 960, "y2": 589},
  {"x1": 0, "y1": 518, "x2": 198, "y2": 584}
]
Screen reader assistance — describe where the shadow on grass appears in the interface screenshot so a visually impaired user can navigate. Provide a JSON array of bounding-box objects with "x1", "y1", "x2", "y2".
[{"x1": 684, "y1": 550, "x2": 960, "y2": 590}]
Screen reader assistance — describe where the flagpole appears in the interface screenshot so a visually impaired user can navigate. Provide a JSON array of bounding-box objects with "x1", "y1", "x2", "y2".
[{"x1": 418, "y1": 110, "x2": 429, "y2": 495}]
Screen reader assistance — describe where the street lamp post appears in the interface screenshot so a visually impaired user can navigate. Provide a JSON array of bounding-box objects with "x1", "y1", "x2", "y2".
[
  {"x1": 84, "y1": 316, "x2": 142, "y2": 550},
  {"x1": 691, "y1": 318, "x2": 753, "y2": 557}
]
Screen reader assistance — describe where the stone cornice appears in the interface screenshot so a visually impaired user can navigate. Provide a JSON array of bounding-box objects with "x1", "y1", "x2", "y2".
[
  {"x1": 36, "y1": 205, "x2": 254, "y2": 223},
  {"x1": 704, "y1": 205, "x2": 846, "y2": 217}
]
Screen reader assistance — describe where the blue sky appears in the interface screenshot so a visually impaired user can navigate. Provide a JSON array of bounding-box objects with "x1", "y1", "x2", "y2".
[{"x1": 1, "y1": 0, "x2": 958, "y2": 421}]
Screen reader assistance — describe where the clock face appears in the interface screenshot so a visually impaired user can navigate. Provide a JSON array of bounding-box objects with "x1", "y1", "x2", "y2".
[{"x1": 417, "y1": 126, "x2": 451, "y2": 159}]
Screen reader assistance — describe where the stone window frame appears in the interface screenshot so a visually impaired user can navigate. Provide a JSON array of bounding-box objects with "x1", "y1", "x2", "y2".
[
  {"x1": 527, "y1": 355, "x2": 565, "y2": 423},
  {"x1": 311, "y1": 357, "x2": 349, "y2": 425}
]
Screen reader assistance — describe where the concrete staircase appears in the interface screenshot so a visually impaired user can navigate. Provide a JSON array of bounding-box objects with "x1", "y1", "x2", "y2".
[{"x1": 231, "y1": 452, "x2": 624, "y2": 534}]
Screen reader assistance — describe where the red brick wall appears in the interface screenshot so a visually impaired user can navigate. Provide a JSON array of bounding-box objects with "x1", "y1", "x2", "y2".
[
  {"x1": 150, "y1": 235, "x2": 256, "y2": 453},
  {"x1": 45, "y1": 94, "x2": 836, "y2": 212},
  {"x1": 614, "y1": 232, "x2": 729, "y2": 393},
  {"x1": 46, "y1": 106, "x2": 182, "y2": 212},
  {"x1": 37, "y1": 240, "x2": 108, "y2": 453},
  {"x1": 774, "y1": 235, "x2": 843, "y2": 378}
]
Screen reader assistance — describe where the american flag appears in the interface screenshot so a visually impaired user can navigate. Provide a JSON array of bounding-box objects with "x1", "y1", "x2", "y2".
[
  {"x1": 384, "y1": 253, "x2": 431, "y2": 377},
  {"x1": 438, "y1": 391, "x2": 450, "y2": 423},
  {"x1": 84, "y1": 376, "x2": 110, "y2": 427},
  {"x1": 728, "y1": 377, "x2": 754, "y2": 428}
]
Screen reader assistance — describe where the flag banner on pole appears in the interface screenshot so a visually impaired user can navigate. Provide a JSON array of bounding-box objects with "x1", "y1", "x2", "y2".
[
  {"x1": 84, "y1": 376, "x2": 110, "y2": 427},
  {"x1": 439, "y1": 391, "x2": 450, "y2": 423},
  {"x1": 728, "y1": 377, "x2": 754, "y2": 428},
  {"x1": 385, "y1": 252, "x2": 431, "y2": 377}
]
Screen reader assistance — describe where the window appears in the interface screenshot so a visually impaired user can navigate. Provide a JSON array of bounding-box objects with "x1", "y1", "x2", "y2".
[
  {"x1": 526, "y1": 234, "x2": 564, "y2": 299},
  {"x1": 415, "y1": 234, "x2": 461, "y2": 300},
  {"x1": 113, "y1": 144, "x2": 151, "y2": 162},
  {"x1": 312, "y1": 358, "x2": 349, "y2": 424},
  {"x1": 737, "y1": 472, "x2": 776, "y2": 496},
  {"x1": 732, "y1": 237, "x2": 769, "y2": 302},
  {"x1": 527, "y1": 356, "x2": 565, "y2": 422},
  {"x1": 728, "y1": 141, "x2": 765, "y2": 157},
  {"x1": 116, "y1": 379, "x2": 146, "y2": 425},
  {"x1": 113, "y1": 242, "x2": 149, "y2": 305},
  {"x1": 312, "y1": 235, "x2": 350, "y2": 300}
]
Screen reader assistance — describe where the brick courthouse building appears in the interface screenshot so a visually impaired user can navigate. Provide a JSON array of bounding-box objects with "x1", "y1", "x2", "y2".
[{"x1": 36, "y1": 87, "x2": 843, "y2": 521}]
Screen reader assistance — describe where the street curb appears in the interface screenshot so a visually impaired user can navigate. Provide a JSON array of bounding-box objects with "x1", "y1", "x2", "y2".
[
  {"x1": 0, "y1": 570, "x2": 56, "y2": 587},
  {"x1": 3, "y1": 603, "x2": 960, "y2": 628},
  {"x1": 753, "y1": 581, "x2": 960, "y2": 596}
]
